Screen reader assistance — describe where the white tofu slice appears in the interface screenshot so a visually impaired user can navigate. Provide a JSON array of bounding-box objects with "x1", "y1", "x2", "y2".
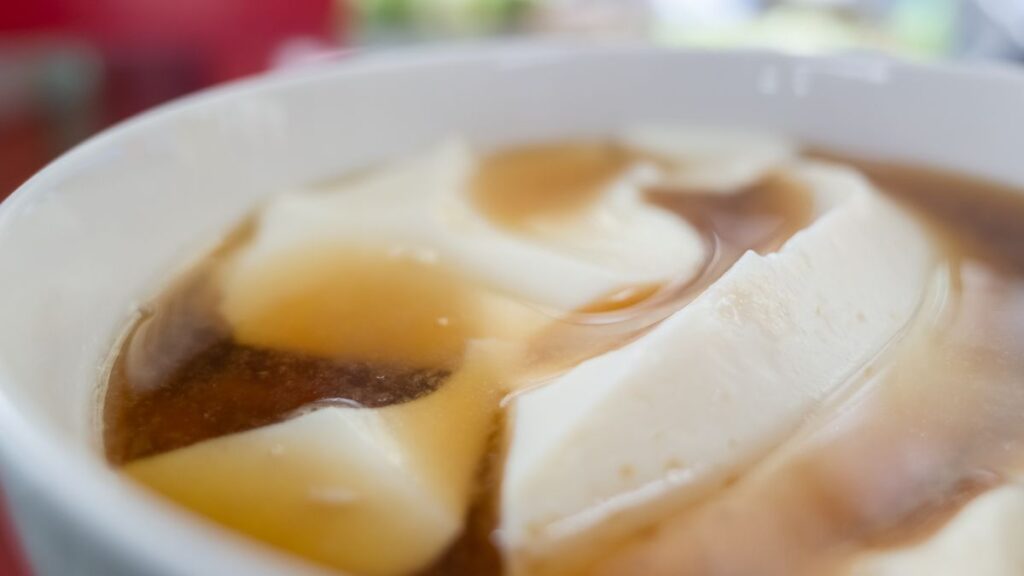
[
  {"x1": 220, "y1": 142, "x2": 705, "y2": 315},
  {"x1": 499, "y1": 165, "x2": 937, "y2": 575},
  {"x1": 438, "y1": 161, "x2": 706, "y2": 309},
  {"x1": 623, "y1": 126, "x2": 797, "y2": 193},
  {"x1": 125, "y1": 350, "x2": 500, "y2": 576},
  {"x1": 847, "y1": 485, "x2": 1024, "y2": 576}
]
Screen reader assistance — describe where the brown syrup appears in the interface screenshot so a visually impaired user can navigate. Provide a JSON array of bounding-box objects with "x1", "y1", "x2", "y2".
[
  {"x1": 106, "y1": 339, "x2": 449, "y2": 465},
  {"x1": 469, "y1": 141, "x2": 633, "y2": 228},
  {"x1": 102, "y1": 141, "x2": 1024, "y2": 576}
]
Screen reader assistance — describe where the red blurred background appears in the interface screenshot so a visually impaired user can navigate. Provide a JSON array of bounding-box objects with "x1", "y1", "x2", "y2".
[
  {"x1": 0, "y1": 0, "x2": 344, "y2": 199},
  {"x1": 0, "y1": 489, "x2": 28, "y2": 576}
]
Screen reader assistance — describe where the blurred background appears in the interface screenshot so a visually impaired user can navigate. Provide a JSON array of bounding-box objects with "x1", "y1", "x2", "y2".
[
  {"x1": 1, "y1": 0, "x2": 1023, "y2": 198},
  {"x1": 0, "y1": 0, "x2": 1022, "y2": 574}
]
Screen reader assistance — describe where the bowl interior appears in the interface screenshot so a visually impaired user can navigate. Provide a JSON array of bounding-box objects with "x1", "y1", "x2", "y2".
[{"x1": 0, "y1": 44, "x2": 1022, "y2": 576}]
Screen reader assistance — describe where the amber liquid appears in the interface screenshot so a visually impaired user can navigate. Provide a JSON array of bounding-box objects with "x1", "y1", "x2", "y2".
[{"x1": 103, "y1": 141, "x2": 1024, "y2": 576}]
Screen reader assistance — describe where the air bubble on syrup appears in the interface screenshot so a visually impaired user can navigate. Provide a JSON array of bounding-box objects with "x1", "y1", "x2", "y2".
[
  {"x1": 307, "y1": 486, "x2": 359, "y2": 507},
  {"x1": 388, "y1": 245, "x2": 441, "y2": 265},
  {"x1": 287, "y1": 397, "x2": 366, "y2": 420}
]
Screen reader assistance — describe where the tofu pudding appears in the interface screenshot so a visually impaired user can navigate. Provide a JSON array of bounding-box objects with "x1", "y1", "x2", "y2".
[{"x1": 102, "y1": 128, "x2": 1024, "y2": 576}]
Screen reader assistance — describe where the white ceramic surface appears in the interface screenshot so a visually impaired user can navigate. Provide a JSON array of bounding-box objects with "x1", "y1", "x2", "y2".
[{"x1": 0, "y1": 43, "x2": 1022, "y2": 576}]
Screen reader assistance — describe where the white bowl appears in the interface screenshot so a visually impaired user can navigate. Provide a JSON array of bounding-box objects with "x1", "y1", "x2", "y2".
[{"x1": 0, "y1": 43, "x2": 1022, "y2": 576}]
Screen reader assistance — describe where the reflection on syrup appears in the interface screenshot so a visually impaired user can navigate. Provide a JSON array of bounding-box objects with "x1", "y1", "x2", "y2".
[{"x1": 517, "y1": 171, "x2": 814, "y2": 385}]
